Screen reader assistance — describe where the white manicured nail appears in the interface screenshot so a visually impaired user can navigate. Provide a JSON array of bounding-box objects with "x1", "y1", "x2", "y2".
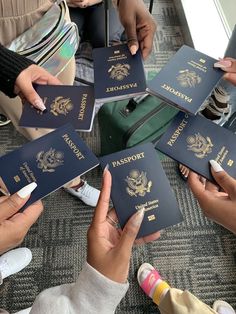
[
  {"x1": 33, "y1": 99, "x2": 46, "y2": 112},
  {"x1": 209, "y1": 160, "x2": 224, "y2": 172},
  {"x1": 214, "y1": 60, "x2": 232, "y2": 68},
  {"x1": 133, "y1": 207, "x2": 145, "y2": 226},
  {"x1": 17, "y1": 182, "x2": 37, "y2": 198}
]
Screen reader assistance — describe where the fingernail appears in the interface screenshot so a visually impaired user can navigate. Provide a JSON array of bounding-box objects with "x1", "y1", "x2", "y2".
[
  {"x1": 103, "y1": 164, "x2": 109, "y2": 176},
  {"x1": 33, "y1": 99, "x2": 46, "y2": 112},
  {"x1": 0, "y1": 188, "x2": 9, "y2": 196},
  {"x1": 17, "y1": 182, "x2": 37, "y2": 198},
  {"x1": 214, "y1": 60, "x2": 232, "y2": 68},
  {"x1": 133, "y1": 207, "x2": 145, "y2": 227},
  {"x1": 209, "y1": 160, "x2": 224, "y2": 172},
  {"x1": 130, "y1": 45, "x2": 138, "y2": 55}
]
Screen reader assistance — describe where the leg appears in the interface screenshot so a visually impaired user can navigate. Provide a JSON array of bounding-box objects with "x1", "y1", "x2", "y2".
[
  {"x1": 85, "y1": 3, "x2": 123, "y2": 48},
  {"x1": 137, "y1": 263, "x2": 218, "y2": 314},
  {"x1": 68, "y1": 7, "x2": 86, "y2": 42}
]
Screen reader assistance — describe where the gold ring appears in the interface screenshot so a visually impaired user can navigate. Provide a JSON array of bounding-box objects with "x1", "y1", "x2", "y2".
[{"x1": 106, "y1": 214, "x2": 120, "y2": 229}]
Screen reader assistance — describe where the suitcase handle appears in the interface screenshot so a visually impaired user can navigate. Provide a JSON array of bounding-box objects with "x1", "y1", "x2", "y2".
[
  {"x1": 122, "y1": 102, "x2": 167, "y2": 147},
  {"x1": 119, "y1": 94, "x2": 149, "y2": 117},
  {"x1": 119, "y1": 99, "x2": 137, "y2": 117}
]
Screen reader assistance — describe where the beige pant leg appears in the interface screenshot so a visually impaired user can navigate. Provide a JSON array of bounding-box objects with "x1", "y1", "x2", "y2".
[{"x1": 159, "y1": 289, "x2": 217, "y2": 314}]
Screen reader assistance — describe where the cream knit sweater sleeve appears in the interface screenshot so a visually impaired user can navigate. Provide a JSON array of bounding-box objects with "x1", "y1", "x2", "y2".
[{"x1": 16, "y1": 263, "x2": 129, "y2": 314}]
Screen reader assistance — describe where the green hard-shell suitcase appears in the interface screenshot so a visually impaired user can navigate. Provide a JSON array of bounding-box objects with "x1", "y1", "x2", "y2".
[{"x1": 98, "y1": 95, "x2": 179, "y2": 156}]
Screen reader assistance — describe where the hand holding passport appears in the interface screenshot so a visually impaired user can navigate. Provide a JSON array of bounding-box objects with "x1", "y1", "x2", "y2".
[
  {"x1": 100, "y1": 143, "x2": 183, "y2": 238},
  {"x1": 0, "y1": 124, "x2": 99, "y2": 209},
  {"x1": 19, "y1": 85, "x2": 96, "y2": 132},
  {"x1": 156, "y1": 112, "x2": 236, "y2": 183}
]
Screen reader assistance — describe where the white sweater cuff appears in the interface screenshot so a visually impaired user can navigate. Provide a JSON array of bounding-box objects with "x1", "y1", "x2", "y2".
[{"x1": 73, "y1": 262, "x2": 129, "y2": 313}]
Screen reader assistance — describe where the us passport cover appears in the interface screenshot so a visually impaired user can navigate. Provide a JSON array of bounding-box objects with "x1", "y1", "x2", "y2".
[
  {"x1": 100, "y1": 143, "x2": 182, "y2": 238},
  {"x1": 147, "y1": 45, "x2": 224, "y2": 115},
  {"x1": 156, "y1": 112, "x2": 236, "y2": 182},
  {"x1": 93, "y1": 44, "x2": 146, "y2": 102},
  {"x1": 19, "y1": 85, "x2": 95, "y2": 132},
  {"x1": 0, "y1": 124, "x2": 99, "y2": 208}
]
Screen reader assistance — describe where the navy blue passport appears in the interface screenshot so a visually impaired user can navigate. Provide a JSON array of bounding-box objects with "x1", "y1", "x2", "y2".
[
  {"x1": 147, "y1": 45, "x2": 224, "y2": 115},
  {"x1": 0, "y1": 124, "x2": 99, "y2": 208},
  {"x1": 100, "y1": 143, "x2": 182, "y2": 238},
  {"x1": 19, "y1": 85, "x2": 96, "y2": 132},
  {"x1": 156, "y1": 112, "x2": 236, "y2": 182},
  {"x1": 93, "y1": 44, "x2": 146, "y2": 103}
]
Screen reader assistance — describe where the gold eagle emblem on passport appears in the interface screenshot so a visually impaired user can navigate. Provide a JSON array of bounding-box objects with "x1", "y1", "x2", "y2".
[
  {"x1": 50, "y1": 96, "x2": 73, "y2": 116},
  {"x1": 187, "y1": 133, "x2": 213, "y2": 158},
  {"x1": 36, "y1": 148, "x2": 64, "y2": 172},
  {"x1": 177, "y1": 69, "x2": 201, "y2": 87},
  {"x1": 108, "y1": 63, "x2": 130, "y2": 81},
  {"x1": 125, "y1": 169, "x2": 152, "y2": 197}
]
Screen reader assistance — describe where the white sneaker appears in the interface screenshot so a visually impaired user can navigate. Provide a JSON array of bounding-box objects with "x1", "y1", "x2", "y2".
[
  {"x1": 0, "y1": 248, "x2": 32, "y2": 284},
  {"x1": 213, "y1": 300, "x2": 235, "y2": 314},
  {"x1": 0, "y1": 114, "x2": 11, "y2": 127},
  {"x1": 64, "y1": 181, "x2": 100, "y2": 207}
]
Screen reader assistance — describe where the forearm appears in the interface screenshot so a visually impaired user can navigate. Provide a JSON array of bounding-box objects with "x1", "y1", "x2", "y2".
[
  {"x1": 29, "y1": 262, "x2": 129, "y2": 314},
  {"x1": 0, "y1": 44, "x2": 34, "y2": 98}
]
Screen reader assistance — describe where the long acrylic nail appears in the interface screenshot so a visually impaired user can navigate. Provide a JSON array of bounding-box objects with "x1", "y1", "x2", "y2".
[
  {"x1": 130, "y1": 45, "x2": 138, "y2": 55},
  {"x1": 132, "y1": 207, "x2": 145, "y2": 227},
  {"x1": 33, "y1": 99, "x2": 46, "y2": 112},
  {"x1": 209, "y1": 160, "x2": 224, "y2": 172},
  {"x1": 103, "y1": 164, "x2": 109, "y2": 176},
  {"x1": 17, "y1": 182, "x2": 37, "y2": 198},
  {"x1": 214, "y1": 60, "x2": 232, "y2": 68}
]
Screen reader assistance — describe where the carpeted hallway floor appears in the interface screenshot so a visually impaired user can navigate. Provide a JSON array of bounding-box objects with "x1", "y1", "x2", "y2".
[{"x1": 0, "y1": 1, "x2": 236, "y2": 313}]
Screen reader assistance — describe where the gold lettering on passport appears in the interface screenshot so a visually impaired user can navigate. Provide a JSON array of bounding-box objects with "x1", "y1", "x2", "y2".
[
  {"x1": 227, "y1": 159, "x2": 234, "y2": 167},
  {"x1": 14, "y1": 175, "x2": 20, "y2": 183},
  {"x1": 108, "y1": 63, "x2": 131, "y2": 81},
  {"x1": 78, "y1": 94, "x2": 87, "y2": 121},
  {"x1": 111, "y1": 152, "x2": 145, "y2": 167},
  {"x1": 126, "y1": 169, "x2": 152, "y2": 197},
  {"x1": 62, "y1": 134, "x2": 85, "y2": 160},
  {"x1": 36, "y1": 148, "x2": 64, "y2": 173},
  {"x1": 215, "y1": 146, "x2": 229, "y2": 165},
  {"x1": 135, "y1": 200, "x2": 159, "y2": 212},
  {"x1": 167, "y1": 117, "x2": 188, "y2": 147},
  {"x1": 161, "y1": 84, "x2": 192, "y2": 102},
  {"x1": 108, "y1": 51, "x2": 126, "y2": 62},
  {"x1": 187, "y1": 133, "x2": 213, "y2": 159},
  {"x1": 19, "y1": 162, "x2": 37, "y2": 182},
  {"x1": 50, "y1": 96, "x2": 73, "y2": 116},
  {"x1": 188, "y1": 60, "x2": 207, "y2": 73},
  {"x1": 106, "y1": 83, "x2": 137, "y2": 93}
]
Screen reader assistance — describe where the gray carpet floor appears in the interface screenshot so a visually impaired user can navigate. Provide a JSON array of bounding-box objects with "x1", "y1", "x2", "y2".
[{"x1": 1, "y1": 0, "x2": 236, "y2": 313}]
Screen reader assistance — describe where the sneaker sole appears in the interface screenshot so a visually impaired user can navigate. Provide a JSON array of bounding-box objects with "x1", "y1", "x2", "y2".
[{"x1": 213, "y1": 300, "x2": 235, "y2": 313}]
